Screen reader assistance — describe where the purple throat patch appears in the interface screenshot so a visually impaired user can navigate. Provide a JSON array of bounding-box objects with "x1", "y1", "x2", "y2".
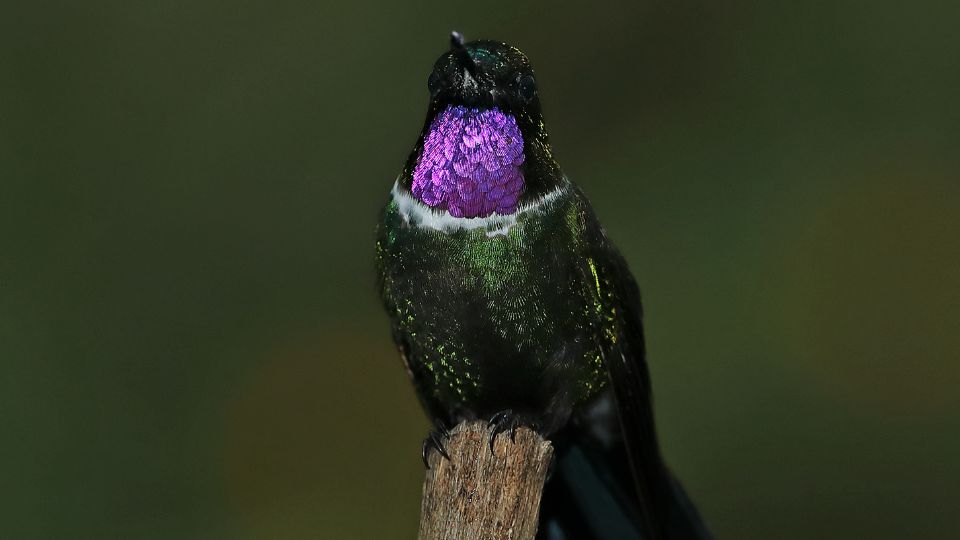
[{"x1": 412, "y1": 105, "x2": 525, "y2": 218}]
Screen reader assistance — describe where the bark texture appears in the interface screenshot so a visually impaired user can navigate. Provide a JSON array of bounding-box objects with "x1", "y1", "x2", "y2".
[{"x1": 418, "y1": 421, "x2": 554, "y2": 540}]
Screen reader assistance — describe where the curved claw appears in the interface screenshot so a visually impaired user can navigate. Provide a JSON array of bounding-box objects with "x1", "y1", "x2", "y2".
[
  {"x1": 508, "y1": 418, "x2": 540, "y2": 443},
  {"x1": 488, "y1": 410, "x2": 512, "y2": 425},
  {"x1": 421, "y1": 430, "x2": 451, "y2": 469},
  {"x1": 435, "y1": 419, "x2": 451, "y2": 438},
  {"x1": 487, "y1": 410, "x2": 542, "y2": 453},
  {"x1": 488, "y1": 409, "x2": 514, "y2": 452}
]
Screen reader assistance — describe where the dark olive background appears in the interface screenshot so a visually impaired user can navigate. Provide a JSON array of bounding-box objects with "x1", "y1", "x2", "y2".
[{"x1": 3, "y1": 1, "x2": 959, "y2": 538}]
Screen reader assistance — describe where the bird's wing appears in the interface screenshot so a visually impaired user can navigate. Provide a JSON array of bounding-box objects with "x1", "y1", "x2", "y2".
[
  {"x1": 570, "y1": 186, "x2": 670, "y2": 539},
  {"x1": 573, "y1": 186, "x2": 713, "y2": 540}
]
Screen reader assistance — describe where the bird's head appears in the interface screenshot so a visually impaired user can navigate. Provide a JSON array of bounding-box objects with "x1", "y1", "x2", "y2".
[
  {"x1": 427, "y1": 33, "x2": 543, "y2": 130},
  {"x1": 401, "y1": 33, "x2": 561, "y2": 218}
]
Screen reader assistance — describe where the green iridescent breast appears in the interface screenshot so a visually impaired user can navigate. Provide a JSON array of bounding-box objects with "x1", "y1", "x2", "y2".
[{"x1": 376, "y1": 184, "x2": 617, "y2": 413}]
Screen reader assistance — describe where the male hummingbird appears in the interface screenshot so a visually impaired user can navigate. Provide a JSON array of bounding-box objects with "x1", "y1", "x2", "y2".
[{"x1": 376, "y1": 32, "x2": 711, "y2": 539}]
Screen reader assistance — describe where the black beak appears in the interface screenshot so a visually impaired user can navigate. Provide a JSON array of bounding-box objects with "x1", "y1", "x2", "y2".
[{"x1": 449, "y1": 30, "x2": 478, "y2": 78}]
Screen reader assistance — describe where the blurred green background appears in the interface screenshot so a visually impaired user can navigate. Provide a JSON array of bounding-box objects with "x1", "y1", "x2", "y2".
[{"x1": 3, "y1": 1, "x2": 959, "y2": 538}]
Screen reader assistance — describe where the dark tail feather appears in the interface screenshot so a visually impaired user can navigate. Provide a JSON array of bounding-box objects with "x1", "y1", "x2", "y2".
[
  {"x1": 538, "y1": 431, "x2": 712, "y2": 540},
  {"x1": 539, "y1": 439, "x2": 645, "y2": 540}
]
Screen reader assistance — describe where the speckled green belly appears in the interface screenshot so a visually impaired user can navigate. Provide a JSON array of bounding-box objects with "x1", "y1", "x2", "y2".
[{"x1": 376, "y1": 189, "x2": 612, "y2": 422}]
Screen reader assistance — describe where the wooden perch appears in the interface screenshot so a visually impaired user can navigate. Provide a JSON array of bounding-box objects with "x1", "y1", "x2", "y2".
[{"x1": 419, "y1": 421, "x2": 554, "y2": 540}]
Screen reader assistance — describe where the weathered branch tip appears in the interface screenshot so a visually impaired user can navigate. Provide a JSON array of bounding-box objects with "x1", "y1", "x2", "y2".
[{"x1": 419, "y1": 421, "x2": 554, "y2": 540}]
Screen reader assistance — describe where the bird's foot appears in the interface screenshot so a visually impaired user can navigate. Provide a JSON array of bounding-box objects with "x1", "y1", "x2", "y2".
[
  {"x1": 421, "y1": 421, "x2": 451, "y2": 469},
  {"x1": 487, "y1": 409, "x2": 540, "y2": 454}
]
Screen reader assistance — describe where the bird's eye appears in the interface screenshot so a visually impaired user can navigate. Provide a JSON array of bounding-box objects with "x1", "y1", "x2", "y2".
[
  {"x1": 427, "y1": 71, "x2": 443, "y2": 96},
  {"x1": 518, "y1": 74, "x2": 536, "y2": 102}
]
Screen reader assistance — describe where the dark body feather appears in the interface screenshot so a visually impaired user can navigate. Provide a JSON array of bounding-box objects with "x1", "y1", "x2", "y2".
[
  {"x1": 377, "y1": 180, "x2": 710, "y2": 539},
  {"x1": 378, "y1": 182, "x2": 609, "y2": 431}
]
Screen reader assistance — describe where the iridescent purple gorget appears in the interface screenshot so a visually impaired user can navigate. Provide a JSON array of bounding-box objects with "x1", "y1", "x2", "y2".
[{"x1": 412, "y1": 105, "x2": 525, "y2": 218}]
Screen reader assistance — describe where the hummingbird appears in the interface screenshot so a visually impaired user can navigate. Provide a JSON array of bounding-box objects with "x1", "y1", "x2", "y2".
[{"x1": 376, "y1": 32, "x2": 711, "y2": 540}]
